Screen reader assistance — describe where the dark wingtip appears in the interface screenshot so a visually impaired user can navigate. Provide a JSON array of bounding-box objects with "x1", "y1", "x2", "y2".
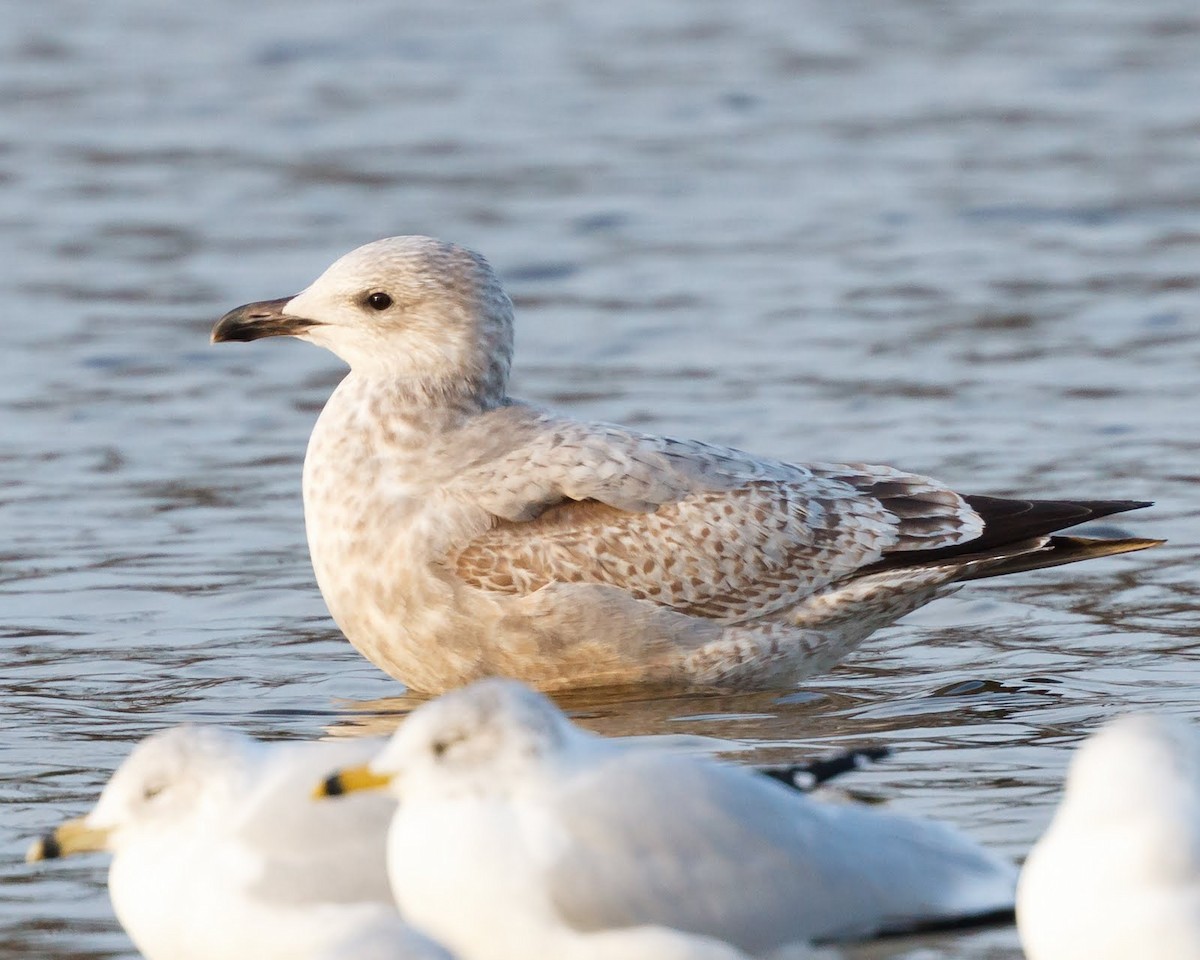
[
  {"x1": 759, "y1": 746, "x2": 892, "y2": 792},
  {"x1": 961, "y1": 495, "x2": 1156, "y2": 534},
  {"x1": 872, "y1": 905, "x2": 1018, "y2": 939},
  {"x1": 1075, "y1": 498, "x2": 1153, "y2": 515},
  {"x1": 956, "y1": 535, "x2": 1165, "y2": 582},
  {"x1": 866, "y1": 496, "x2": 1159, "y2": 577}
]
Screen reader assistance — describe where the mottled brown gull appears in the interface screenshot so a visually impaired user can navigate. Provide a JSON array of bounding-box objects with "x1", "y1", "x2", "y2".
[{"x1": 212, "y1": 236, "x2": 1160, "y2": 693}]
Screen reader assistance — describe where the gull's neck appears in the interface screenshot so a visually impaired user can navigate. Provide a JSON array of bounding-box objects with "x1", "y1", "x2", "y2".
[{"x1": 336, "y1": 368, "x2": 510, "y2": 437}]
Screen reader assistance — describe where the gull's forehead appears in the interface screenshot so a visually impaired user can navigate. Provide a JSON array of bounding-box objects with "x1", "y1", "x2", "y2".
[
  {"x1": 390, "y1": 679, "x2": 563, "y2": 753},
  {"x1": 434, "y1": 678, "x2": 558, "y2": 728},
  {"x1": 113, "y1": 725, "x2": 252, "y2": 789},
  {"x1": 1069, "y1": 714, "x2": 1198, "y2": 801},
  {"x1": 1082, "y1": 715, "x2": 1181, "y2": 766},
  {"x1": 88, "y1": 728, "x2": 247, "y2": 831},
  {"x1": 317, "y1": 236, "x2": 481, "y2": 289}
]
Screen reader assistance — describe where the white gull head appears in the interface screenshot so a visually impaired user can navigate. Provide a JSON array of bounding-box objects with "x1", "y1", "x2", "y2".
[
  {"x1": 1017, "y1": 713, "x2": 1200, "y2": 960},
  {"x1": 364, "y1": 678, "x2": 582, "y2": 802},
  {"x1": 59, "y1": 725, "x2": 257, "y2": 856},
  {"x1": 213, "y1": 236, "x2": 514, "y2": 405}
]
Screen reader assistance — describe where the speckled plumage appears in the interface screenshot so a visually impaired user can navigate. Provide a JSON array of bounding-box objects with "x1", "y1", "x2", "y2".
[{"x1": 212, "y1": 236, "x2": 1158, "y2": 693}]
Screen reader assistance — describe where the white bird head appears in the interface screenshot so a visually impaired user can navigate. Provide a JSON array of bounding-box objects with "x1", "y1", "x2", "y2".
[
  {"x1": 317, "y1": 678, "x2": 580, "y2": 803},
  {"x1": 212, "y1": 236, "x2": 515, "y2": 407},
  {"x1": 27, "y1": 724, "x2": 260, "y2": 861},
  {"x1": 1058, "y1": 713, "x2": 1200, "y2": 833}
]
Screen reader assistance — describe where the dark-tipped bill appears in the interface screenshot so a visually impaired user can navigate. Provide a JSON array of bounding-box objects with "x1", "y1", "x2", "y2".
[
  {"x1": 211, "y1": 297, "x2": 317, "y2": 343},
  {"x1": 313, "y1": 764, "x2": 392, "y2": 800},
  {"x1": 26, "y1": 817, "x2": 110, "y2": 863}
]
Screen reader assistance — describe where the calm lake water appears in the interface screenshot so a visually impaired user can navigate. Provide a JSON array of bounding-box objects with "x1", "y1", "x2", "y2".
[{"x1": 3, "y1": 1, "x2": 1199, "y2": 957}]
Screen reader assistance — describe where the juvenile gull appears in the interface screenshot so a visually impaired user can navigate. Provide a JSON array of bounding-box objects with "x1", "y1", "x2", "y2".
[
  {"x1": 1017, "y1": 713, "x2": 1200, "y2": 960},
  {"x1": 212, "y1": 236, "x2": 1161, "y2": 692},
  {"x1": 27, "y1": 725, "x2": 452, "y2": 960},
  {"x1": 316, "y1": 678, "x2": 1016, "y2": 960}
]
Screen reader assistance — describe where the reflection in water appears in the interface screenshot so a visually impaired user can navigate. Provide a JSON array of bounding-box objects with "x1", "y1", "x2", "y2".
[{"x1": 3, "y1": 1, "x2": 1199, "y2": 958}]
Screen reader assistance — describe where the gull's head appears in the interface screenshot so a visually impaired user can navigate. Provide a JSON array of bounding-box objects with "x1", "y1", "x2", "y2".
[
  {"x1": 1057, "y1": 714, "x2": 1200, "y2": 841},
  {"x1": 26, "y1": 725, "x2": 259, "y2": 863},
  {"x1": 212, "y1": 236, "x2": 515, "y2": 404},
  {"x1": 316, "y1": 679, "x2": 577, "y2": 803}
]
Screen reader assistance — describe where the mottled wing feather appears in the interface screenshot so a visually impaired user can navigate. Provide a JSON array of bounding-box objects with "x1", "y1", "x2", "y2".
[
  {"x1": 456, "y1": 481, "x2": 895, "y2": 621},
  {"x1": 450, "y1": 420, "x2": 983, "y2": 621},
  {"x1": 805, "y1": 463, "x2": 983, "y2": 550},
  {"x1": 454, "y1": 420, "x2": 755, "y2": 521}
]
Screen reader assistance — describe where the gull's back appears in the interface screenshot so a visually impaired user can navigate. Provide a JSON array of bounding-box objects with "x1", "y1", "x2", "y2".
[{"x1": 545, "y1": 748, "x2": 1017, "y2": 953}]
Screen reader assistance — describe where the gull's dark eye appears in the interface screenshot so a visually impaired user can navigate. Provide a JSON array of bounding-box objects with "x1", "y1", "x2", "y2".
[
  {"x1": 142, "y1": 783, "x2": 165, "y2": 802},
  {"x1": 366, "y1": 292, "x2": 393, "y2": 311},
  {"x1": 431, "y1": 732, "x2": 466, "y2": 759}
]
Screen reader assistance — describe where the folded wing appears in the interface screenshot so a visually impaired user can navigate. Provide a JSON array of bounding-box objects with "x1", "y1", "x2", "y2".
[{"x1": 545, "y1": 750, "x2": 1016, "y2": 953}]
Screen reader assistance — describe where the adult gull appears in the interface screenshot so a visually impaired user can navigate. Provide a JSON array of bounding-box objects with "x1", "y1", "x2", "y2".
[
  {"x1": 212, "y1": 236, "x2": 1160, "y2": 692},
  {"x1": 316, "y1": 678, "x2": 1017, "y2": 960},
  {"x1": 27, "y1": 725, "x2": 452, "y2": 960},
  {"x1": 1017, "y1": 713, "x2": 1200, "y2": 960}
]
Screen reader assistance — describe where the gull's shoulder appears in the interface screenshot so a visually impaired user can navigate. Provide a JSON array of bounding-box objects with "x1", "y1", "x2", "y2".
[
  {"x1": 449, "y1": 402, "x2": 974, "y2": 553},
  {"x1": 449, "y1": 401, "x2": 834, "y2": 522},
  {"x1": 464, "y1": 401, "x2": 808, "y2": 480}
]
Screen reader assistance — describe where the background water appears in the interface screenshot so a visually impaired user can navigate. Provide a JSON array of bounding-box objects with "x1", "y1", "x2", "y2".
[{"x1": 2, "y1": 1, "x2": 1198, "y2": 957}]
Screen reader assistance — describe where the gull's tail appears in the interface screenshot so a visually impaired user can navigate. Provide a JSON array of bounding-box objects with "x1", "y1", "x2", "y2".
[{"x1": 862, "y1": 497, "x2": 1163, "y2": 582}]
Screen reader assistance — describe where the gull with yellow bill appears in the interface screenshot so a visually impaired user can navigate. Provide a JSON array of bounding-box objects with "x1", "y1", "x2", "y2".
[
  {"x1": 317, "y1": 678, "x2": 1017, "y2": 960},
  {"x1": 27, "y1": 724, "x2": 452, "y2": 960}
]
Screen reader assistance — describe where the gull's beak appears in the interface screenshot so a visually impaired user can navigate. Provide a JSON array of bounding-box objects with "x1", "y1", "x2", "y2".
[
  {"x1": 313, "y1": 764, "x2": 392, "y2": 800},
  {"x1": 26, "y1": 817, "x2": 111, "y2": 863},
  {"x1": 211, "y1": 297, "x2": 318, "y2": 343}
]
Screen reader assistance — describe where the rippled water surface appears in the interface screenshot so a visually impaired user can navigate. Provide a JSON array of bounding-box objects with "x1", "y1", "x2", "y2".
[{"x1": 3, "y1": 1, "x2": 1199, "y2": 957}]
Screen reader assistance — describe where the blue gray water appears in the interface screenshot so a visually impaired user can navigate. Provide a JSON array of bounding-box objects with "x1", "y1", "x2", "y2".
[{"x1": 3, "y1": 1, "x2": 1199, "y2": 957}]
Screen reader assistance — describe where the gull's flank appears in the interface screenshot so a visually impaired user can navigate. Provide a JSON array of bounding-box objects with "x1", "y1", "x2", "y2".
[{"x1": 213, "y1": 236, "x2": 1161, "y2": 692}]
